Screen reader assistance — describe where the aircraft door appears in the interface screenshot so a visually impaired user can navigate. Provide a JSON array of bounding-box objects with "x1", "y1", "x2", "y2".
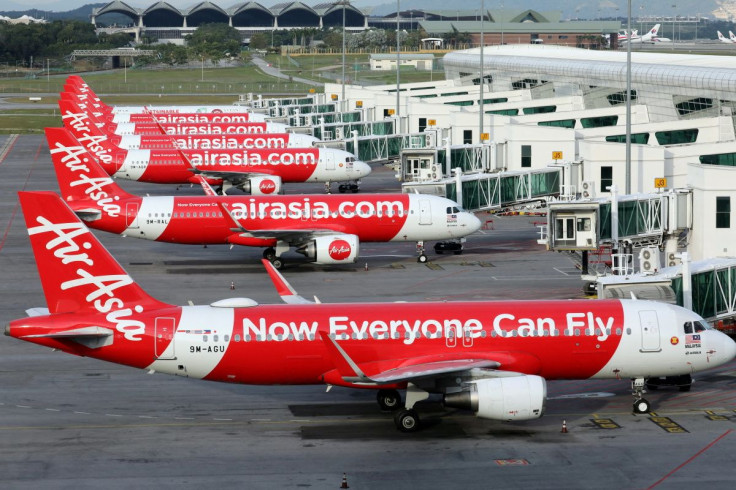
[
  {"x1": 419, "y1": 199, "x2": 432, "y2": 225},
  {"x1": 638, "y1": 310, "x2": 661, "y2": 352},
  {"x1": 155, "y1": 317, "x2": 176, "y2": 359},
  {"x1": 126, "y1": 202, "x2": 139, "y2": 228}
]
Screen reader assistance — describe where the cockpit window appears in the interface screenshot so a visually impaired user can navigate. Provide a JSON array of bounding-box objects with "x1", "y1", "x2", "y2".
[
  {"x1": 695, "y1": 320, "x2": 711, "y2": 332},
  {"x1": 685, "y1": 320, "x2": 712, "y2": 333},
  {"x1": 346, "y1": 157, "x2": 355, "y2": 163},
  {"x1": 446, "y1": 206, "x2": 461, "y2": 214}
]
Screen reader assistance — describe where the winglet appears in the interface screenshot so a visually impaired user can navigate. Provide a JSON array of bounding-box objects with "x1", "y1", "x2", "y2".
[
  {"x1": 216, "y1": 201, "x2": 245, "y2": 232},
  {"x1": 192, "y1": 174, "x2": 217, "y2": 196},
  {"x1": 261, "y1": 259, "x2": 314, "y2": 304},
  {"x1": 318, "y1": 331, "x2": 373, "y2": 383}
]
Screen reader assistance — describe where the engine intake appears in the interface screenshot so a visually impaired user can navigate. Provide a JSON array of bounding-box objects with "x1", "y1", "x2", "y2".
[
  {"x1": 296, "y1": 234, "x2": 359, "y2": 264},
  {"x1": 443, "y1": 375, "x2": 546, "y2": 421},
  {"x1": 240, "y1": 175, "x2": 282, "y2": 195}
]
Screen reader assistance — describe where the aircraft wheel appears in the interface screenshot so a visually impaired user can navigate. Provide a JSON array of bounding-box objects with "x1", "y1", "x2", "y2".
[
  {"x1": 270, "y1": 257, "x2": 284, "y2": 270},
  {"x1": 377, "y1": 389, "x2": 402, "y2": 411},
  {"x1": 262, "y1": 247, "x2": 276, "y2": 260},
  {"x1": 394, "y1": 409, "x2": 421, "y2": 432},
  {"x1": 633, "y1": 398, "x2": 650, "y2": 414},
  {"x1": 417, "y1": 254, "x2": 428, "y2": 263}
]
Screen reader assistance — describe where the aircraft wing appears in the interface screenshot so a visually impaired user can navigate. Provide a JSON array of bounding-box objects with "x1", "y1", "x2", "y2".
[
  {"x1": 189, "y1": 168, "x2": 277, "y2": 185},
  {"x1": 217, "y1": 201, "x2": 339, "y2": 242},
  {"x1": 320, "y1": 331, "x2": 505, "y2": 385}
]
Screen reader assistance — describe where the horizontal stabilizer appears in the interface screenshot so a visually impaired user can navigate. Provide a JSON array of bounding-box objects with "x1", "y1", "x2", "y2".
[
  {"x1": 25, "y1": 307, "x2": 50, "y2": 317},
  {"x1": 74, "y1": 209, "x2": 102, "y2": 222},
  {"x1": 21, "y1": 326, "x2": 114, "y2": 349}
]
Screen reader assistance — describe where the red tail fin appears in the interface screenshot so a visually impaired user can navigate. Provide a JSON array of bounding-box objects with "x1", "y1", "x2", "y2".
[
  {"x1": 65, "y1": 76, "x2": 111, "y2": 113},
  {"x1": 17, "y1": 191, "x2": 168, "y2": 315},
  {"x1": 59, "y1": 101, "x2": 125, "y2": 173},
  {"x1": 45, "y1": 127, "x2": 134, "y2": 204}
]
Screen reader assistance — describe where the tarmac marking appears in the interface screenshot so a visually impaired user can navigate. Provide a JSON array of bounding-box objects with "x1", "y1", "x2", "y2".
[
  {"x1": 495, "y1": 459, "x2": 530, "y2": 466},
  {"x1": 647, "y1": 429, "x2": 733, "y2": 489},
  {"x1": 704, "y1": 410, "x2": 730, "y2": 421},
  {"x1": 44, "y1": 408, "x2": 60, "y2": 412},
  {"x1": 0, "y1": 138, "x2": 38, "y2": 252},
  {"x1": 649, "y1": 416, "x2": 689, "y2": 433},
  {"x1": 590, "y1": 418, "x2": 621, "y2": 429}
]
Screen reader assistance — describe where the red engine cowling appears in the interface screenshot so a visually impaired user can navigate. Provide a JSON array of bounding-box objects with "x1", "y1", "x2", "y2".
[
  {"x1": 443, "y1": 375, "x2": 546, "y2": 421},
  {"x1": 297, "y1": 234, "x2": 360, "y2": 264},
  {"x1": 242, "y1": 175, "x2": 282, "y2": 195}
]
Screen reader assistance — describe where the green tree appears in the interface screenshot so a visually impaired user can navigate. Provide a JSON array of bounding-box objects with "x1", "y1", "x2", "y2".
[
  {"x1": 187, "y1": 23, "x2": 241, "y2": 62},
  {"x1": 249, "y1": 33, "x2": 270, "y2": 50}
]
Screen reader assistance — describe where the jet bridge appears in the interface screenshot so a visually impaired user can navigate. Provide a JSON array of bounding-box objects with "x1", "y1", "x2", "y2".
[
  {"x1": 402, "y1": 168, "x2": 562, "y2": 212},
  {"x1": 545, "y1": 189, "x2": 692, "y2": 252}
]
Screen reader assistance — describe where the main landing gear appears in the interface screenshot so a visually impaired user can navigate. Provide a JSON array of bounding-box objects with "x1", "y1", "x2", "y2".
[
  {"x1": 263, "y1": 247, "x2": 284, "y2": 270},
  {"x1": 631, "y1": 377, "x2": 651, "y2": 414},
  {"x1": 380, "y1": 384, "x2": 429, "y2": 432},
  {"x1": 416, "y1": 241, "x2": 428, "y2": 263},
  {"x1": 338, "y1": 181, "x2": 360, "y2": 193}
]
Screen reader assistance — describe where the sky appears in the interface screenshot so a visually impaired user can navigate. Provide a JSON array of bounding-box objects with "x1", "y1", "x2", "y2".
[{"x1": 3, "y1": 1, "x2": 388, "y2": 11}]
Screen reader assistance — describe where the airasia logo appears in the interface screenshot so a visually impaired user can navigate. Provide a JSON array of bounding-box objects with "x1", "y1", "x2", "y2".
[
  {"x1": 259, "y1": 179, "x2": 276, "y2": 194},
  {"x1": 328, "y1": 239, "x2": 352, "y2": 260}
]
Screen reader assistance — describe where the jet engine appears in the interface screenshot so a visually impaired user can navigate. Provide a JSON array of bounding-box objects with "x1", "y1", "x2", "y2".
[
  {"x1": 443, "y1": 375, "x2": 546, "y2": 421},
  {"x1": 296, "y1": 234, "x2": 360, "y2": 264},
  {"x1": 241, "y1": 175, "x2": 282, "y2": 195}
]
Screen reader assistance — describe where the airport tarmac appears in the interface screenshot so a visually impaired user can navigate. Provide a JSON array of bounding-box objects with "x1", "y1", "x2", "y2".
[{"x1": 1, "y1": 134, "x2": 735, "y2": 489}]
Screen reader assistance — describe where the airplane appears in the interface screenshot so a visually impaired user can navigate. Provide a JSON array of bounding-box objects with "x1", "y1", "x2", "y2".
[
  {"x1": 617, "y1": 28, "x2": 638, "y2": 42},
  {"x1": 623, "y1": 24, "x2": 670, "y2": 44},
  {"x1": 61, "y1": 94, "x2": 287, "y2": 136},
  {"x1": 58, "y1": 100, "x2": 317, "y2": 150},
  {"x1": 717, "y1": 31, "x2": 734, "y2": 43},
  {"x1": 65, "y1": 75, "x2": 253, "y2": 115},
  {"x1": 59, "y1": 111, "x2": 371, "y2": 195},
  {"x1": 731, "y1": 31, "x2": 736, "y2": 43},
  {"x1": 8, "y1": 191, "x2": 736, "y2": 431},
  {"x1": 46, "y1": 127, "x2": 479, "y2": 265}
]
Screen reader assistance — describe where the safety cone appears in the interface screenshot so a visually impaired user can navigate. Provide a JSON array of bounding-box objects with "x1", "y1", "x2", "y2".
[
  {"x1": 230, "y1": 281, "x2": 235, "y2": 290},
  {"x1": 561, "y1": 420, "x2": 568, "y2": 433},
  {"x1": 364, "y1": 262, "x2": 369, "y2": 271},
  {"x1": 340, "y1": 473, "x2": 349, "y2": 489}
]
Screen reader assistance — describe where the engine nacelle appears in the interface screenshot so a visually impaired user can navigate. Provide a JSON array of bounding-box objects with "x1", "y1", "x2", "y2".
[
  {"x1": 241, "y1": 175, "x2": 282, "y2": 195},
  {"x1": 296, "y1": 234, "x2": 360, "y2": 264},
  {"x1": 443, "y1": 375, "x2": 546, "y2": 421}
]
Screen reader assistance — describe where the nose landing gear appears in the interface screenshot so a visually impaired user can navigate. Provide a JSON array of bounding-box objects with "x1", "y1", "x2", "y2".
[{"x1": 631, "y1": 377, "x2": 651, "y2": 414}]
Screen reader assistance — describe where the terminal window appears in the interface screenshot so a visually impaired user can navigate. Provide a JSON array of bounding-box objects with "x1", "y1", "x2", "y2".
[
  {"x1": 600, "y1": 166, "x2": 613, "y2": 192},
  {"x1": 521, "y1": 145, "x2": 532, "y2": 167},
  {"x1": 716, "y1": 197, "x2": 731, "y2": 228}
]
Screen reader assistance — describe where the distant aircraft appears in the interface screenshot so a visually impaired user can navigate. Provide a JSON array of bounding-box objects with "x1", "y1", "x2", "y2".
[
  {"x1": 9, "y1": 191, "x2": 736, "y2": 431},
  {"x1": 46, "y1": 127, "x2": 479, "y2": 265},
  {"x1": 624, "y1": 24, "x2": 670, "y2": 44},
  {"x1": 59, "y1": 107, "x2": 370, "y2": 195},
  {"x1": 617, "y1": 28, "x2": 639, "y2": 42},
  {"x1": 59, "y1": 100, "x2": 316, "y2": 150},
  {"x1": 717, "y1": 31, "x2": 733, "y2": 43}
]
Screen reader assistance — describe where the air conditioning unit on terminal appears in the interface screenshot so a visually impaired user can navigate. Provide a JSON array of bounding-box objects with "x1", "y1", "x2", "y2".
[
  {"x1": 581, "y1": 180, "x2": 595, "y2": 199},
  {"x1": 639, "y1": 247, "x2": 661, "y2": 274},
  {"x1": 667, "y1": 252, "x2": 681, "y2": 268}
]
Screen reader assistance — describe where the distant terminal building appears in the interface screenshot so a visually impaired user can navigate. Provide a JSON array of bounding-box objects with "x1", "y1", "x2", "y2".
[
  {"x1": 92, "y1": 3, "x2": 620, "y2": 49},
  {"x1": 92, "y1": 1, "x2": 369, "y2": 43}
]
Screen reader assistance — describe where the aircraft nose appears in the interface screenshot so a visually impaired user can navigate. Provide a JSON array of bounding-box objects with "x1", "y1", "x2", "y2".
[
  {"x1": 352, "y1": 161, "x2": 372, "y2": 178},
  {"x1": 464, "y1": 213, "x2": 482, "y2": 234},
  {"x1": 719, "y1": 331, "x2": 736, "y2": 363}
]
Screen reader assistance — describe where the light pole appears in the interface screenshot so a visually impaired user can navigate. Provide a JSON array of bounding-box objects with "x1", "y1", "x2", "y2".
[
  {"x1": 396, "y1": 0, "x2": 400, "y2": 119},
  {"x1": 200, "y1": 55, "x2": 204, "y2": 82},
  {"x1": 342, "y1": 1, "x2": 346, "y2": 103},
  {"x1": 625, "y1": 0, "x2": 631, "y2": 195},
  {"x1": 479, "y1": 0, "x2": 484, "y2": 143}
]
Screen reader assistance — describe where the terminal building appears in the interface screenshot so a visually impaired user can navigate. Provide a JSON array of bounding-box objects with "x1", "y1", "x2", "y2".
[
  {"x1": 250, "y1": 44, "x2": 736, "y2": 324},
  {"x1": 91, "y1": 3, "x2": 619, "y2": 47}
]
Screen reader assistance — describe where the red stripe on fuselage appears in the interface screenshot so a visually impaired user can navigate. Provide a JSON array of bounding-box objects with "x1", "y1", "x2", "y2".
[{"x1": 202, "y1": 301, "x2": 626, "y2": 385}]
